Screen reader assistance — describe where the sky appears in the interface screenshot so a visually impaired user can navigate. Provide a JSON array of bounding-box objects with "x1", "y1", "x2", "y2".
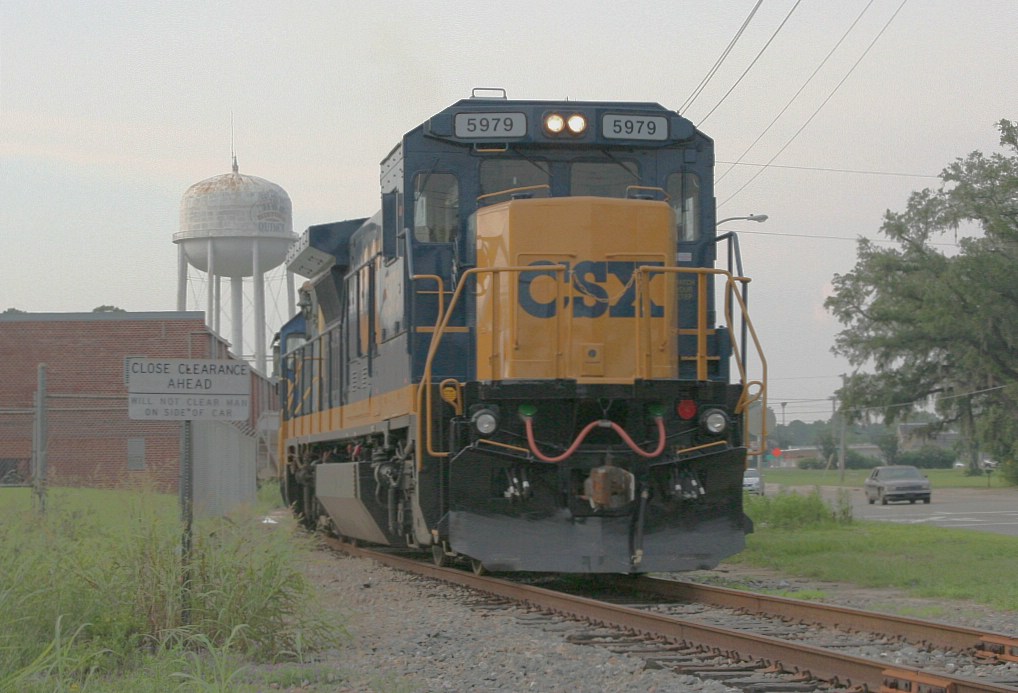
[{"x1": 2, "y1": 0, "x2": 1015, "y2": 423}]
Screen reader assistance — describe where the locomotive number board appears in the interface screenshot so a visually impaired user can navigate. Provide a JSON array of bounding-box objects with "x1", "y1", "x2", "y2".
[
  {"x1": 601, "y1": 114, "x2": 668, "y2": 140},
  {"x1": 454, "y1": 112, "x2": 527, "y2": 138}
]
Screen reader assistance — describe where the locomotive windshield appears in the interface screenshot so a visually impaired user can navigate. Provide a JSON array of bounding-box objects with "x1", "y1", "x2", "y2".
[{"x1": 414, "y1": 154, "x2": 700, "y2": 242}]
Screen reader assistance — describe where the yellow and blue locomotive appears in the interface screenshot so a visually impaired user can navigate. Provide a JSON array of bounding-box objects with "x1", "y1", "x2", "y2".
[{"x1": 275, "y1": 90, "x2": 766, "y2": 574}]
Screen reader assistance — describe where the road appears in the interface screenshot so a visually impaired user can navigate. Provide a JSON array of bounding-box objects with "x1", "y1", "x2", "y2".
[{"x1": 771, "y1": 484, "x2": 1018, "y2": 537}]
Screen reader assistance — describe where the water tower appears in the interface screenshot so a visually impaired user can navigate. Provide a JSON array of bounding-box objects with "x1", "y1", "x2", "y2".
[{"x1": 174, "y1": 157, "x2": 296, "y2": 373}]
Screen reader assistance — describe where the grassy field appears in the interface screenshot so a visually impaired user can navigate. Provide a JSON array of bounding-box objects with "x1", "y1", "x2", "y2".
[
  {"x1": 758, "y1": 465, "x2": 1008, "y2": 490},
  {"x1": 738, "y1": 490, "x2": 1018, "y2": 612}
]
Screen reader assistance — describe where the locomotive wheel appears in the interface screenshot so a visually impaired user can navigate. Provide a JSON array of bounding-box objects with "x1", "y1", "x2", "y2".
[{"x1": 432, "y1": 543, "x2": 449, "y2": 568}]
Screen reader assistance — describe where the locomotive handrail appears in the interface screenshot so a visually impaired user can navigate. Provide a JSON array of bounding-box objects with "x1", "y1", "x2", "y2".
[
  {"x1": 634, "y1": 266, "x2": 767, "y2": 456},
  {"x1": 624, "y1": 185, "x2": 669, "y2": 201},
  {"x1": 715, "y1": 231, "x2": 750, "y2": 374},
  {"x1": 415, "y1": 264, "x2": 570, "y2": 466},
  {"x1": 411, "y1": 274, "x2": 448, "y2": 328},
  {"x1": 476, "y1": 184, "x2": 551, "y2": 205}
]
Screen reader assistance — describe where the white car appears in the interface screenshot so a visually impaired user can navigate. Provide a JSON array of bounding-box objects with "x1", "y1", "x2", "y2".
[{"x1": 743, "y1": 468, "x2": 764, "y2": 495}]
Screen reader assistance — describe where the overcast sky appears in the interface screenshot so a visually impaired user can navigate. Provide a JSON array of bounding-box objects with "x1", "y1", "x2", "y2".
[{"x1": 2, "y1": 0, "x2": 1014, "y2": 422}]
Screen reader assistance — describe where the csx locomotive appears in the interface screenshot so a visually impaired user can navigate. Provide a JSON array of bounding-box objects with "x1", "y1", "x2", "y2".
[{"x1": 275, "y1": 89, "x2": 766, "y2": 574}]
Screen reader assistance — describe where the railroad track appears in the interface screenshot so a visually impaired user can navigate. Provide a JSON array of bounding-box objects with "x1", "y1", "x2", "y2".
[{"x1": 321, "y1": 537, "x2": 1018, "y2": 692}]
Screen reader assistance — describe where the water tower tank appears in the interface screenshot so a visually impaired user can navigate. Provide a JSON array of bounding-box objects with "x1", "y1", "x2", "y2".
[
  {"x1": 174, "y1": 159, "x2": 296, "y2": 373},
  {"x1": 175, "y1": 160, "x2": 294, "y2": 276}
]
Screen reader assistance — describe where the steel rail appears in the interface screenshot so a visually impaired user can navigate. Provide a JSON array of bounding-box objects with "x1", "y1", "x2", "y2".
[
  {"x1": 321, "y1": 539, "x2": 1018, "y2": 693},
  {"x1": 632, "y1": 577, "x2": 1010, "y2": 654}
]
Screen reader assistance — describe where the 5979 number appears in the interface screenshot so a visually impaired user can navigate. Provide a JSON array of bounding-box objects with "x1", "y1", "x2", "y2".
[
  {"x1": 602, "y1": 114, "x2": 668, "y2": 141},
  {"x1": 454, "y1": 112, "x2": 527, "y2": 138}
]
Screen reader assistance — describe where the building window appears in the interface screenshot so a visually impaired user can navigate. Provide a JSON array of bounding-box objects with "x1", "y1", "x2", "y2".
[{"x1": 127, "y1": 438, "x2": 145, "y2": 471}]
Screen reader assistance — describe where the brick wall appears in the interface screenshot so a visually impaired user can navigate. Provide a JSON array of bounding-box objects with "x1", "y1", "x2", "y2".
[{"x1": 0, "y1": 312, "x2": 275, "y2": 492}]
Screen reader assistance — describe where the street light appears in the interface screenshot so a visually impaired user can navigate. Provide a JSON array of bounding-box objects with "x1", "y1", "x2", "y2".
[{"x1": 716, "y1": 214, "x2": 768, "y2": 226}]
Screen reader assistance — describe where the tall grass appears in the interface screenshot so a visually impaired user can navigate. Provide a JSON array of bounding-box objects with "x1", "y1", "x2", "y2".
[{"x1": 0, "y1": 486, "x2": 340, "y2": 691}]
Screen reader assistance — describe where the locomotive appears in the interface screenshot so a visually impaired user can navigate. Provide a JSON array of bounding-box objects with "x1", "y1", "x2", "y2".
[{"x1": 274, "y1": 89, "x2": 766, "y2": 574}]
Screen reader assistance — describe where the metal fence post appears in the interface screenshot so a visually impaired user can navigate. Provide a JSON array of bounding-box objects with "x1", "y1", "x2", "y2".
[
  {"x1": 180, "y1": 419, "x2": 193, "y2": 625},
  {"x1": 33, "y1": 363, "x2": 47, "y2": 514}
]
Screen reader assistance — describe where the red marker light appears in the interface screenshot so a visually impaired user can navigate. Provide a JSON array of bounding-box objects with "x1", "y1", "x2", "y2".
[{"x1": 676, "y1": 399, "x2": 698, "y2": 420}]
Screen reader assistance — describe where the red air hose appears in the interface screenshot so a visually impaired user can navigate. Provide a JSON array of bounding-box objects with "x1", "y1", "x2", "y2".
[{"x1": 523, "y1": 415, "x2": 666, "y2": 463}]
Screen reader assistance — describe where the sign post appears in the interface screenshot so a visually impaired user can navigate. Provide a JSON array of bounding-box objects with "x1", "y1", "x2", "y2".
[{"x1": 125, "y1": 358, "x2": 252, "y2": 625}]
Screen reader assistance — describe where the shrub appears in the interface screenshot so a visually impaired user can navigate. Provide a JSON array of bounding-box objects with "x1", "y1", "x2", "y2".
[
  {"x1": 745, "y1": 488, "x2": 853, "y2": 530},
  {"x1": 797, "y1": 457, "x2": 826, "y2": 470},
  {"x1": 897, "y1": 446, "x2": 956, "y2": 469}
]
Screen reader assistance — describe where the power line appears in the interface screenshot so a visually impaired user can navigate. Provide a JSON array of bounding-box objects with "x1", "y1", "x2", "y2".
[
  {"x1": 717, "y1": 160, "x2": 939, "y2": 179},
  {"x1": 776, "y1": 382, "x2": 1018, "y2": 421},
  {"x1": 680, "y1": 0, "x2": 764, "y2": 113},
  {"x1": 697, "y1": 0, "x2": 805, "y2": 126},
  {"x1": 719, "y1": 0, "x2": 911, "y2": 209},
  {"x1": 716, "y1": 0, "x2": 877, "y2": 185},
  {"x1": 727, "y1": 228, "x2": 961, "y2": 247}
]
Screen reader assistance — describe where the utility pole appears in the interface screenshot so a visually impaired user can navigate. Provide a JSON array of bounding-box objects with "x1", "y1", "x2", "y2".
[{"x1": 838, "y1": 375, "x2": 847, "y2": 483}]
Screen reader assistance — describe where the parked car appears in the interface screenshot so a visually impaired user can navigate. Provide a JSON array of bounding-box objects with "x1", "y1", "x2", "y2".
[
  {"x1": 864, "y1": 465, "x2": 931, "y2": 505},
  {"x1": 743, "y1": 468, "x2": 764, "y2": 495}
]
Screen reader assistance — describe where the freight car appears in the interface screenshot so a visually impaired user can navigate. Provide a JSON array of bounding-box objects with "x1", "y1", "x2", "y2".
[{"x1": 274, "y1": 89, "x2": 766, "y2": 574}]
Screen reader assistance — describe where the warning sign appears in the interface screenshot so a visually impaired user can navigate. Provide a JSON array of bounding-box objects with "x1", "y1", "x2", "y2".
[{"x1": 125, "y1": 358, "x2": 251, "y2": 421}]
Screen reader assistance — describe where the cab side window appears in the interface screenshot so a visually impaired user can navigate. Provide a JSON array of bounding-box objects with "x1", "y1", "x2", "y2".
[
  {"x1": 413, "y1": 173, "x2": 459, "y2": 242},
  {"x1": 666, "y1": 172, "x2": 700, "y2": 241}
]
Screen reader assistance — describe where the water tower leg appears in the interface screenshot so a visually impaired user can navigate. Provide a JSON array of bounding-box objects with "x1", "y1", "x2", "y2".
[
  {"x1": 177, "y1": 244, "x2": 188, "y2": 311},
  {"x1": 231, "y1": 277, "x2": 244, "y2": 360},
  {"x1": 214, "y1": 275, "x2": 222, "y2": 335},
  {"x1": 206, "y1": 239, "x2": 215, "y2": 329},
  {"x1": 254, "y1": 240, "x2": 266, "y2": 373},
  {"x1": 287, "y1": 269, "x2": 296, "y2": 317}
]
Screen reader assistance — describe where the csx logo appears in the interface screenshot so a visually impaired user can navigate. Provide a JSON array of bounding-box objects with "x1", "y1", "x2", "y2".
[{"x1": 519, "y1": 260, "x2": 665, "y2": 318}]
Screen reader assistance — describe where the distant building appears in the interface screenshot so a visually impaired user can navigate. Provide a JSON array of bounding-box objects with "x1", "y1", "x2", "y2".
[{"x1": 0, "y1": 311, "x2": 276, "y2": 513}]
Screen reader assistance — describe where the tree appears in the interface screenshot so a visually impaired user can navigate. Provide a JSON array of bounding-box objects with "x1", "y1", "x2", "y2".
[
  {"x1": 92, "y1": 305, "x2": 126, "y2": 313},
  {"x1": 875, "y1": 430, "x2": 899, "y2": 465},
  {"x1": 2, "y1": 308, "x2": 26, "y2": 314},
  {"x1": 825, "y1": 120, "x2": 1018, "y2": 471}
]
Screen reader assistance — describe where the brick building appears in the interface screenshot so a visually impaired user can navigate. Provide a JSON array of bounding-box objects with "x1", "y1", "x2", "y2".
[{"x1": 0, "y1": 311, "x2": 276, "y2": 497}]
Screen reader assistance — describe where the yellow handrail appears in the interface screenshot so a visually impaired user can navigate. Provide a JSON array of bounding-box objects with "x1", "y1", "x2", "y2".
[{"x1": 634, "y1": 266, "x2": 768, "y2": 455}]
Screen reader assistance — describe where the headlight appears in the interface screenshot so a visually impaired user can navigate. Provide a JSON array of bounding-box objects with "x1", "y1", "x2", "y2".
[
  {"x1": 566, "y1": 113, "x2": 587, "y2": 134},
  {"x1": 700, "y1": 408, "x2": 728, "y2": 435},
  {"x1": 472, "y1": 408, "x2": 499, "y2": 435},
  {"x1": 544, "y1": 113, "x2": 565, "y2": 134}
]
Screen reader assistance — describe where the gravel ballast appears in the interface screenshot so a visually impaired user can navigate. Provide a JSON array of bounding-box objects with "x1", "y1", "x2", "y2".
[
  {"x1": 298, "y1": 551, "x2": 740, "y2": 692},
  {"x1": 277, "y1": 549, "x2": 1018, "y2": 692}
]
